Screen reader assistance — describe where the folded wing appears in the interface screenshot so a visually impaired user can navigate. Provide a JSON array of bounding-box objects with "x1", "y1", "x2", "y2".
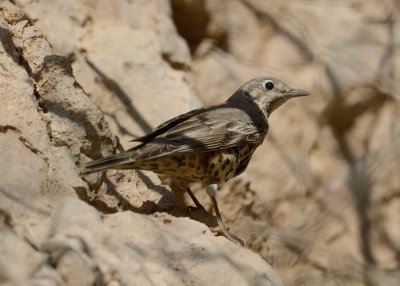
[{"x1": 83, "y1": 105, "x2": 267, "y2": 173}]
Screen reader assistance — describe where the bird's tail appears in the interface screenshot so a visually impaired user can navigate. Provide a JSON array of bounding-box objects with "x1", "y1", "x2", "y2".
[{"x1": 80, "y1": 153, "x2": 137, "y2": 175}]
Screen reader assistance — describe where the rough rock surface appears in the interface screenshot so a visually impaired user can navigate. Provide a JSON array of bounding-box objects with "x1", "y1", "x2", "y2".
[
  {"x1": 181, "y1": 0, "x2": 400, "y2": 285},
  {"x1": 2, "y1": 0, "x2": 400, "y2": 285},
  {"x1": 0, "y1": 1, "x2": 281, "y2": 285}
]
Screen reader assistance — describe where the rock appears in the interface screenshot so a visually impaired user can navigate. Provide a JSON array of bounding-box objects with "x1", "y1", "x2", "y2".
[
  {"x1": 0, "y1": 211, "x2": 49, "y2": 285},
  {"x1": 3, "y1": 0, "x2": 400, "y2": 285},
  {"x1": 15, "y1": 0, "x2": 200, "y2": 146},
  {"x1": 0, "y1": 1, "x2": 282, "y2": 285},
  {"x1": 176, "y1": 0, "x2": 400, "y2": 284},
  {"x1": 43, "y1": 198, "x2": 282, "y2": 286}
]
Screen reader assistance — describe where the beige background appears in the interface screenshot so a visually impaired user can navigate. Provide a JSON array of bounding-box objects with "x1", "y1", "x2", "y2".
[{"x1": 1, "y1": 0, "x2": 399, "y2": 285}]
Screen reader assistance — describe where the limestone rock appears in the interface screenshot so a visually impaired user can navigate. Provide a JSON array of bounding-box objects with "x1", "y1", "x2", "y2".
[
  {"x1": 181, "y1": 0, "x2": 400, "y2": 284},
  {"x1": 0, "y1": 1, "x2": 282, "y2": 285},
  {"x1": 2, "y1": 0, "x2": 400, "y2": 285}
]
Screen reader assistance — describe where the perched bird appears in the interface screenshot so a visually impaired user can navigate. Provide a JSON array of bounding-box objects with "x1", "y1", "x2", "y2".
[{"x1": 82, "y1": 77, "x2": 309, "y2": 245}]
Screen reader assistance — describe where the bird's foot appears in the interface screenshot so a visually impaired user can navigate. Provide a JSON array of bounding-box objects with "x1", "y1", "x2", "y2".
[
  {"x1": 186, "y1": 205, "x2": 205, "y2": 214},
  {"x1": 211, "y1": 225, "x2": 244, "y2": 246}
]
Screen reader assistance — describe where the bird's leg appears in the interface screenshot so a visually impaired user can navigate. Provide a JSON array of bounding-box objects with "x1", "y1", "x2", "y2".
[
  {"x1": 206, "y1": 183, "x2": 244, "y2": 246},
  {"x1": 168, "y1": 179, "x2": 204, "y2": 212},
  {"x1": 185, "y1": 187, "x2": 205, "y2": 211}
]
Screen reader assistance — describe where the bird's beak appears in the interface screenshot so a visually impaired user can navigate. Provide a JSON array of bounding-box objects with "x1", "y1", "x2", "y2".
[{"x1": 285, "y1": 88, "x2": 310, "y2": 97}]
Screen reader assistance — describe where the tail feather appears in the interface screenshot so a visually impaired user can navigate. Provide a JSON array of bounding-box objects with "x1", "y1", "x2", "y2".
[
  {"x1": 80, "y1": 153, "x2": 136, "y2": 175},
  {"x1": 80, "y1": 142, "x2": 167, "y2": 175}
]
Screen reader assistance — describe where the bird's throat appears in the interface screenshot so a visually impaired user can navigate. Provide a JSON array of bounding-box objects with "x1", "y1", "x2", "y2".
[{"x1": 266, "y1": 97, "x2": 289, "y2": 116}]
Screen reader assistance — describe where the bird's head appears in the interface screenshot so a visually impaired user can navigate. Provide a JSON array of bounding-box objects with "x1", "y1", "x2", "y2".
[{"x1": 228, "y1": 77, "x2": 309, "y2": 116}]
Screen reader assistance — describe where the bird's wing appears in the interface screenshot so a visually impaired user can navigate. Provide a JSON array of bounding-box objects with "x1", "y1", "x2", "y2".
[
  {"x1": 130, "y1": 105, "x2": 215, "y2": 143},
  {"x1": 82, "y1": 106, "x2": 267, "y2": 172},
  {"x1": 130, "y1": 107, "x2": 268, "y2": 161}
]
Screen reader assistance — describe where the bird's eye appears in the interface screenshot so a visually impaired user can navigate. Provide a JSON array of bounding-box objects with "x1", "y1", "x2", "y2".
[{"x1": 264, "y1": 81, "x2": 274, "y2": 90}]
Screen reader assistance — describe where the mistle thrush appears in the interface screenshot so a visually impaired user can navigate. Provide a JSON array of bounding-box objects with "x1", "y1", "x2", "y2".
[{"x1": 82, "y1": 77, "x2": 309, "y2": 245}]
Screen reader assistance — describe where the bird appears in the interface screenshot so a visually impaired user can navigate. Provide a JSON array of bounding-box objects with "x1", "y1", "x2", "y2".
[{"x1": 81, "y1": 77, "x2": 309, "y2": 246}]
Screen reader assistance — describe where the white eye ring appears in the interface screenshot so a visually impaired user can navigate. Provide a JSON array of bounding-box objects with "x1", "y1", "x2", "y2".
[{"x1": 264, "y1": 81, "x2": 274, "y2": 90}]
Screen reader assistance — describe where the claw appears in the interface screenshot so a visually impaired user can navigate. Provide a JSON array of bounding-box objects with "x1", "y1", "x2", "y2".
[
  {"x1": 206, "y1": 183, "x2": 244, "y2": 246},
  {"x1": 186, "y1": 205, "x2": 205, "y2": 214}
]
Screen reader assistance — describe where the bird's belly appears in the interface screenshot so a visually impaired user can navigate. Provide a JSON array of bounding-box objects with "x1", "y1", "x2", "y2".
[
  {"x1": 233, "y1": 144, "x2": 257, "y2": 177},
  {"x1": 136, "y1": 153, "x2": 208, "y2": 182},
  {"x1": 206, "y1": 149, "x2": 239, "y2": 185},
  {"x1": 136, "y1": 145, "x2": 257, "y2": 184},
  {"x1": 135, "y1": 150, "x2": 237, "y2": 184}
]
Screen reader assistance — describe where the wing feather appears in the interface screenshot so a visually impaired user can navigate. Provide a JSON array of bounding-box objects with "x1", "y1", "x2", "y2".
[
  {"x1": 130, "y1": 105, "x2": 220, "y2": 143},
  {"x1": 131, "y1": 109, "x2": 268, "y2": 160}
]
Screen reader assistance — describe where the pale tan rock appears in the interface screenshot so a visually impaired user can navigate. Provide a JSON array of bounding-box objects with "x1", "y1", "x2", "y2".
[
  {"x1": 15, "y1": 0, "x2": 199, "y2": 148},
  {"x1": 42, "y1": 198, "x2": 282, "y2": 286},
  {"x1": 0, "y1": 1, "x2": 282, "y2": 285},
  {"x1": 184, "y1": 0, "x2": 400, "y2": 284},
  {"x1": 3, "y1": 0, "x2": 400, "y2": 284}
]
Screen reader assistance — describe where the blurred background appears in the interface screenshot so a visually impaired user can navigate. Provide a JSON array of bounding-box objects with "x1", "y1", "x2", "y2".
[{"x1": 15, "y1": 0, "x2": 400, "y2": 285}]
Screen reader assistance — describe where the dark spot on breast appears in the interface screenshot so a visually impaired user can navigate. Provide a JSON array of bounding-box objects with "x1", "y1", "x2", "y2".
[
  {"x1": 196, "y1": 166, "x2": 201, "y2": 171},
  {"x1": 173, "y1": 155, "x2": 185, "y2": 165},
  {"x1": 214, "y1": 170, "x2": 219, "y2": 177},
  {"x1": 210, "y1": 162, "x2": 215, "y2": 169},
  {"x1": 223, "y1": 159, "x2": 231, "y2": 170},
  {"x1": 150, "y1": 163, "x2": 158, "y2": 169},
  {"x1": 235, "y1": 156, "x2": 251, "y2": 176}
]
